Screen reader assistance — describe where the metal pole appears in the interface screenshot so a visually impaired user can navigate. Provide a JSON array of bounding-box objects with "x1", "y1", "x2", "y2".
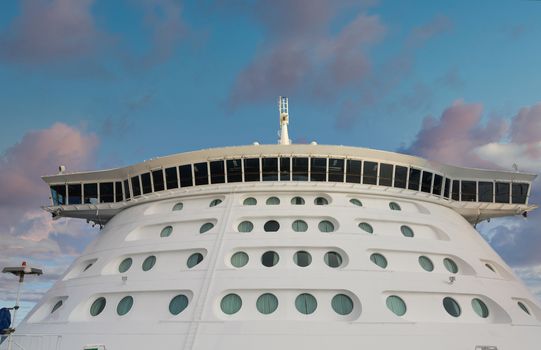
[{"x1": 7, "y1": 275, "x2": 23, "y2": 350}]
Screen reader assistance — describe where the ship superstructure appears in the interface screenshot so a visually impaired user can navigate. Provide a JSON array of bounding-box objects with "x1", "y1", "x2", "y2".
[{"x1": 3, "y1": 98, "x2": 540, "y2": 350}]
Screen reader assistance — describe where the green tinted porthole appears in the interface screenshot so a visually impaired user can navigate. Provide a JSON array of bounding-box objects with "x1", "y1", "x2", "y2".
[
  {"x1": 293, "y1": 251, "x2": 312, "y2": 267},
  {"x1": 221, "y1": 294, "x2": 242, "y2": 315},
  {"x1": 418, "y1": 256, "x2": 434, "y2": 272},
  {"x1": 324, "y1": 251, "x2": 343, "y2": 268},
  {"x1": 238, "y1": 221, "x2": 254, "y2": 232},
  {"x1": 51, "y1": 300, "x2": 63, "y2": 314},
  {"x1": 471, "y1": 298, "x2": 489, "y2": 318},
  {"x1": 266, "y1": 196, "x2": 280, "y2": 205},
  {"x1": 370, "y1": 253, "x2": 387, "y2": 269},
  {"x1": 389, "y1": 202, "x2": 401, "y2": 210},
  {"x1": 314, "y1": 197, "x2": 328, "y2": 205},
  {"x1": 292, "y1": 220, "x2": 308, "y2": 232},
  {"x1": 169, "y1": 294, "x2": 189, "y2": 315},
  {"x1": 142, "y1": 255, "x2": 156, "y2": 271},
  {"x1": 386, "y1": 295, "x2": 406, "y2": 316},
  {"x1": 160, "y1": 225, "x2": 173, "y2": 238},
  {"x1": 291, "y1": 196, "x2": 305, "y2": 205},
  {"x1": 264, "y1": 220, "x2": 280, "y2": 232},
  {"x1": 443, "y1": 297, "x2": 461, "y2": 317},
  {"x1": 118, "y1": 258, "x2": 133, "y2": 273},
  {"x1": 518, "y1": 301, "x2": 531, "y2": 315},
  {"x1": 256, "y1": 293, "x2": 278, "y2": 314},
  {"x1": 358, "y1": 222, "x2": 373, "y2": 234},
  {"x1": 172, "y1": 202, "x2": 183, "y2": 211},
  {"x1": 200, "y1": 222, "x2": 214, "y2": 233},
  {"x1": 209, "y1": 199, "x2": 222, "y2": 207},
  {"x1": 187, "y1": 253, "x2": 204, "y2": 268},
  {"x1": 231, "y1": 252, "x2": 249, "y2": 268},
  {"x1": 243, "y1": 197, "x2": 257, "y2": 206},
  {"x1": 350, "y1": 198, "x2": 362, "y2": 206},
  {"x1": 400, "y1": 225, "x2": 414, "y2": 237},
  {"x1": 83, "y1": 263, "x2": 93, "y2": 272},
  {"x1": 443, "y1": 258, "x2": 459, "y2": 274},
  {"x1": 117, "y1": 296, "x2": 133, "y2": 316},
  {"x1": 261, "y1": 251, "x2": 279, "y2": 267},
  {"x1": 90, "y1": 297, "x2": 106, "y2": 316},
  {"x1": 318, "y1": 220, "x2": 334, "y2": 232},
  {"x1": 331, "y1": 294, "x2": 354, "y2": 315},
  {"x1": 295, "y1": 293, "x2": 317, "y2": 315}
]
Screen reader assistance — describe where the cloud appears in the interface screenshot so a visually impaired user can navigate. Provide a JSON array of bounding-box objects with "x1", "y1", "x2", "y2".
[{"x1": 0, "y1": 123, "x2": 100, "y2": 308}]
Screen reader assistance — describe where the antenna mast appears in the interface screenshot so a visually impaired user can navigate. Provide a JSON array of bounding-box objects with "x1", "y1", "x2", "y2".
[{"x1": 278, "y1": 96, "x2": 291, "y2": 145}]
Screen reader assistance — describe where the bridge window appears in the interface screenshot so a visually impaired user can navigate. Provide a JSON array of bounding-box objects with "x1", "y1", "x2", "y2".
[
  {"x1": 51, "y1": 185, "x2": 66, "y2": 205},
  {"x1": 262, "y1": 157, "x2": 278, "y2": 181},
  {"x1": 408, "y1": 168, "x2": 421, "y2": 191},
  {"x1": 292, "y1": 157, "x2": 308, "y2": 181},
  {"x1": 84, "y1": 183, "x2": 98, "y2": 204},
  {"x1": 193, "y1": 162, "x2": 208, "y2": 185},
  {"x1": 165, "y1": 167, "x2": 178, "y2": 189},
  {"x1": 461, "y1": 181, "x2": 477, "y2": 202},
  {"x1": 421, "y1": 171, "x2": 432, "y2": 193},
  {"x1": 310, "y1": 157, "x2": 327, "y2": 181},
  {"x1": 512, "y1": 183, "x2": 529, "y2": 204},
  {"x1": 180, "y1": 164, "x2": 194, "y2": 187},
  {"x1": 123, "y1": 179, "x2": 131, "y2": 199},
  {"x1": 280, "y1": 157, "x2": 291, "y2": 181},
  {"x1": 152, "y1": 170, "x2": 165, "y2": 192},
  {"x1": 131, "y1": 176, "x2": 141, "y2": 197},
  {"x1": 328, "y1": 158, "x2": 344, "y2": 182},
  {"x1": 478, "y1": 181, "x2": 494, "y2": 202},
  {"x1": 99, "y1": 182, "x2": 114, "y2": 203},
  {"x1": 379, "y1": 163, "x2": 393, "y2": 186},
  {"x1": 244, "y1": 158, "x2": 260, "y2": 182},
  {"x1": 443, "y1": 178, "x2": 450, "y2": 198},
  {"x1": 495, "y1": 182, "x2": 510, "y2": 203},
  {"x1": 68, "y1": 184, "x2": 82, "y2": 205},
  {"x1": 451, "y1": 180, "x2": 460, "y2": 201},
  {"x1": 346, "y1": 159, "x2": 361, "y2": 183},
  {"x1": 363, "y1": 161, "x2": 378, "y2": 185},
  {"x1": 393, "y1": 165, "x2": 407, "y2": 188},
  {"x1": 115, "y1": 182, "x2": 123, "y2": 202},
  {"x1": 141, "y1": 173, "x2": 152, "y2": 194},
  {"x1": 226, "y1": 159, "x2": 242, "y2": 183},
  {"x1": 433, "y1": 174, "x2": 443, "y2": 196},
  {"x1": 210, "y1": 160, "x2": 225, "y2": 184}
]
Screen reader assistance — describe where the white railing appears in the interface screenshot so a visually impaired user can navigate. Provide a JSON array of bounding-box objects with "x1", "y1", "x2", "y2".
[{"x1": 1, "y1": 335, "x2": 62, "y2": 350}]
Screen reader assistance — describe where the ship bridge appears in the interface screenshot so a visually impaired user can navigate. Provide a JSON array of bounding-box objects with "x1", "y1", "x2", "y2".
[{"x1": 42, "y1": 144, "x2": 536, "y2": 225}]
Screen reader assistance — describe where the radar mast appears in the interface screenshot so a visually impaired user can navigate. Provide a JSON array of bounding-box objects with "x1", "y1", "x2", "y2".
[{"x1": 278, "y1": 96, "x2": 291, "y2": 145}]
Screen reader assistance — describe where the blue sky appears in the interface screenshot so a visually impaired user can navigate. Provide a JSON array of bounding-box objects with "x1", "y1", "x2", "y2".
[{"x1": 1, "y1": 0, "x2": 541, "y2": 323}]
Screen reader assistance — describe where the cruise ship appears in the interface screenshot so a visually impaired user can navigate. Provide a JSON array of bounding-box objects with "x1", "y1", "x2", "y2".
[{"x1": 2, "y1": 98, "x2": 540, "y2": 350}]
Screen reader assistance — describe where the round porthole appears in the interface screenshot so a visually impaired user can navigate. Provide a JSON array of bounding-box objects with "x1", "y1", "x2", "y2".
[
  {"x1": 238, "y1": 221, "x2": 254, "y2": 232},
  {"x1": 293, "y1": 251, "x2": 312, "y2": 267},
  {"x1": 51, "y1": 300, "x2": 63, "y2": 314},
  {"x1": 231, "y1": 252, "x2": 249, "y2": 268},
  {"x1": 389, "y1": 202, "x2": 401, "y2": 211},
  {"x1": 471, "y1": 298, "x2": 489, "y2": 318},
  {"x1": 418, "y1": 256, "x2": 434, "y2": 272},
  {"x1": 314, "y1": 197, "x2": 328, "y2": 205},
  {"x1": 291, "y1": 196, "x2": 305, "y2": 205},
  {"x1": 261, "y1": 251, "x2": 279, "y2": 267},
  {"x1": 386, "y1": 295, "x2": 406, "y2": 316},
  {"x1": 350, "y1": 198, "x2": 362, "y2": 206},
  {"x1": 358, "y1": 222, "x2": 373, "y2": 234},
  {"x1": 331, "y1": 294, "x2": 353, "y2": 315},
  {"x1": 264, "y1": 220, "x2": 280, "y2": 232},
  {"x1": 400, "y1": 225, "x2": 414, "y2": 237},
  {"x1": 90, "y1": 297, "x2": 106, "y2": 316},
  {"x1": 370, "y1": 253, "x2": 388, "y2": 269},
  {"x1": 187, "y1": 253, "x2": 204, "y2": 268},
  {"x1": 295, "y1": 293, "x2": 317, "y2": 315},
  {"x1": 160, "y1": 225, "x2": 173, "y2": 238},
  {"x1": 117, "y1": 296, "x2": 133, "y2": 316},
  {"x1": 443, "y1": 258, "x2": 459, "y2": 274},
  {"x1": 118, "y1": 258, "x2": 133, "y2": 273},
  {"x1": 443, "y1": 297, "x2": 461, "y2": 317},
  {"x1": 200, "y1": 222, "x2": 214, "y2": 233},
  {"x1": 266, "y1": 196, "x2": 280, "y2": 205},
  {"x1": 209, "y1": 199, "x2": 222, "y2": 207},
  {"x1": 172, "y1": 202, "x2": 183, "y2": 211},
  {"x1": 324, "y1": 251, "x2": 343, "y2": 268},
  {"x1": 256, "y1": 293, "x2": 278, "y2": 314},
  {"x1": 292, "y1": 220, "x2": 308, "y2": 232},
  {"x1": 318, "y1": 220, "x2": 334, "y2": 232},
  {"x1": 169, "y1": 294, "x2": 189, "y2": 315},
  {"x1": 221, "y1": 294, "x2": 242, "y2": 315},
  {"x1": 142, "y1": 255, "x2": 156, "y2": 271},
  {"x1": 243, "y1": 197, "x2": 257, "y2": 206},
  {"x1": 518, "y1": 301, "x2": 531, "y2": 315}
]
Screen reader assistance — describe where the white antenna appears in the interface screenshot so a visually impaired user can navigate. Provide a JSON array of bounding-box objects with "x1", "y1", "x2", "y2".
[{"x1": 278, "y1": 96, "x2": 291, "y2": 145}]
